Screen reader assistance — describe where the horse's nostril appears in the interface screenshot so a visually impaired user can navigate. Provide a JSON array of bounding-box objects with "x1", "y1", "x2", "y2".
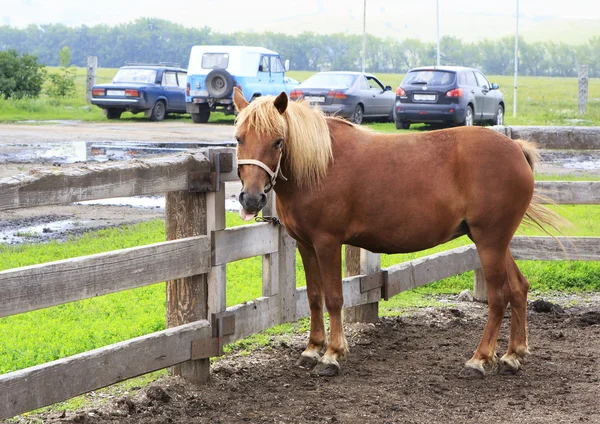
[{"x1": 260, "y1": 193, "x2": 267, "y2": 204}]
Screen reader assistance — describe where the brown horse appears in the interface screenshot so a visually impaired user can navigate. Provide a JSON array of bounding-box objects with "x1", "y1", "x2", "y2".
[{"x1": 232, "y1": 87, "x2": 563, "y2": 378}]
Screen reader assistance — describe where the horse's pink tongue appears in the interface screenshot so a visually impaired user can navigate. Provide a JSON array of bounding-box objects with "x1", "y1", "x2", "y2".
[{"x1": 239, "y1": 207, "x2": 256, "y2": 221}]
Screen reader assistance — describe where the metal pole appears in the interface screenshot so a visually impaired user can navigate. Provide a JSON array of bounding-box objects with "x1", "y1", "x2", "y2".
[
  {"x1": 513, "y1": 0, "x2": 519, "y2": 118},
  {"x1": 362, "y1": 0, "x2": 367, "y2": 73},
  {"x1": 436, "y1": 0, "x2": 440, "y2": 67}
]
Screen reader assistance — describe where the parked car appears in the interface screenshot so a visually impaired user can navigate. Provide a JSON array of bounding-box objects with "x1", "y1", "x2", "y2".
[
  {"x1": 394, "y1": 66, "x2": 505, "y2": 129},
  {"x1": 185, "y1": 45, "x2": 299, "y2": 123},
  {"x1": 290, "y1": 71, "x2": 395, "y2": 125},
  {"x1": 91, "y1": 63, "x2": 187, "y2": 121}
]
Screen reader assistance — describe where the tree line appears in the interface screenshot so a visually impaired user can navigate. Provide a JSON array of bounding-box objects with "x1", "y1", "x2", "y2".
[{"x1": 0, "y1": 18, "x2": 598, "y2": 77}]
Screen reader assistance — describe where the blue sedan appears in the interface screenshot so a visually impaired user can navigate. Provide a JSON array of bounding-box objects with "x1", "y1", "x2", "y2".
[{"x1": 91, "y1": 64, "x2": 188, "y2": 121}]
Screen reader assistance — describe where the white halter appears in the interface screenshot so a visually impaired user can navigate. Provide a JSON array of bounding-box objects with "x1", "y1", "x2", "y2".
[{"x1": 237, "y1": 150, "x2": 287, "y2": 193}]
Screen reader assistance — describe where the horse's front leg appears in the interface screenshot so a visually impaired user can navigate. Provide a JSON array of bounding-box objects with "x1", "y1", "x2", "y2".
[
  {"x1": 313, "y1": 241, "x2": 347, "y2": 377},
  {"x1": 296, "y1": 242, "x2": 326, "y2": 370}
]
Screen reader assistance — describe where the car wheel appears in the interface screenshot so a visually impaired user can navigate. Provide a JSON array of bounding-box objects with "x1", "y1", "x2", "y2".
[
  {"x1": 462, "y1": 105, "x2": 474, "y2": 126},
  {"x1": 191, "y1": 108, "x2": 210, "y2": 124},
  {"x1": 352, "y1": 104, "x2": 364, "y2": 125},
  {"x1": 150, "y1": 101, "x2": 166, "y2": 122},
  {"x1": 106, "y1": 109, "x2": 122, "y2": 120},
  {"x1": 493, "y1": 104, "x2": 504, "y2": 126},
  {"x1": 206, "y1": 69, "x2": 234, "y2": 98},
  {"x1": 397, "y1": 121, "x2": 411, "y2": 130}
]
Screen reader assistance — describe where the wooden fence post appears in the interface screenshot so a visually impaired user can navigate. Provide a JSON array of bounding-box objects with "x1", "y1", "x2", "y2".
[
  {"x1": 86, "y1": 56, "x2": 97, "y2": 104},
  {"x1": 473, "y1": 267, "x2": 488, "y2": 302},
  {"x1": 262, "y1": 192, "x2": 297, "y2": 323},
  {"x1": 578, "y1": 64, "x2": 589, "y2": 115},
  {"x1": 165, "y1": 190, "x2": 210, "y2": 383},
  {"x1": 344, "y1": 246, "x2": 380, "y2": 323}
]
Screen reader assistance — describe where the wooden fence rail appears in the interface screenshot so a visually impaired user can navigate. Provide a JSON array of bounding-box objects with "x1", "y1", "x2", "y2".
[{"x1": 1, "y1": 127, "x2": 600, "y2": 419}]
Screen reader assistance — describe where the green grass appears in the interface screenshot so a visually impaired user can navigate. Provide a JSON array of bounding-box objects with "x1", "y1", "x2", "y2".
[{"x1": 0, "y1": 67, "x2": 598, "y2": 126}]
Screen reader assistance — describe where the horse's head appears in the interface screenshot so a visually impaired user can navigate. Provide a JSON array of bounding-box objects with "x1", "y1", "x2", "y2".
[{"x1": 233, "y1": 87, "x2": 289, "y2": 221}]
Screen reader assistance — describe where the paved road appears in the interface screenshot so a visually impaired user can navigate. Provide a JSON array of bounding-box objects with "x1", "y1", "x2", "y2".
[{"x1": 0, "y1": 121, "x2": 235, "y2": 144}]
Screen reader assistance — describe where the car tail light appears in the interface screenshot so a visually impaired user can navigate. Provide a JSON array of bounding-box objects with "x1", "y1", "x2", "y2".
[
  {"x1": 92, "y1": 88, "x2": 105, "y2": 97},
  {"x1": 186, "y1": 83, "x2": 190, "y2": 96},
  {"x1": 446, "y1": 88, "x2": 463, "y2": 98},
  {"x1": 396, "y1": 87, "x2": 406, "y2": 96},
  {"x1": 327, "y1": 91, "x2": 346, "y2": 99},
  {"x1": 290, "y1": 89, "x2": 303, "y2": 100},
  {"x1": 125, "y1": 89, "x2": 139, "y2": 97}
]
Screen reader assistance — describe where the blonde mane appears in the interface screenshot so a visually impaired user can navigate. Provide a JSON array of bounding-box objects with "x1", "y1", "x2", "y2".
[{"x1": 235, "y1": 96, "x2": 333, "y2": 188}]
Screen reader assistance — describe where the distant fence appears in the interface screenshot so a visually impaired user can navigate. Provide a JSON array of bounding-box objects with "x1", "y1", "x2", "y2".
[{"x1": 1, "y1": 126, "x2": 600, "y2": 419}]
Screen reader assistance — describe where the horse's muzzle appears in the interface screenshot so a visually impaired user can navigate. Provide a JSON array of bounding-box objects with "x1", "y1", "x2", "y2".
[{"x1": 239, "y1": 191, "x2": 267, "y2": 214}]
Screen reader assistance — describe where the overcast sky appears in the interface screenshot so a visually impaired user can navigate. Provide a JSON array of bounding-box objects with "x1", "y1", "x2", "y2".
[{"x1": 3, "y1": 0, "x2": 600, "y2": 42}]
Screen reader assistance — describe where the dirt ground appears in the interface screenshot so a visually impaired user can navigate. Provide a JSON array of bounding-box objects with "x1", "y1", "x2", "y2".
[{"x1": 15, "y1": 294, "x2": 600, "y2": 424}]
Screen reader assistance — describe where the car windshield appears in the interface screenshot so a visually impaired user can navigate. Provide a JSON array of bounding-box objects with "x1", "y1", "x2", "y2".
[
  {"x1": 402, "y1": 70, "x2": 455, "y2": 86},
  {"x1": 301, "y1": 73, "x2": 356, "y2": 89},
  {"x1": 112, "y1": 69, "x2": 157, "y2": 84}
]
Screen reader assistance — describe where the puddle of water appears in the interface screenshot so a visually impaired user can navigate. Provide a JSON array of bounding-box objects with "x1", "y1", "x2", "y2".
[
  {"x1": 0, "y1": 219, "x2": 91, "y2": 244},
  {"x1": 0, "y1": 141, "x2": 236, "y2": 164},
  {"x1": 78, "y1": 196, "x2": 241, "y2": 212}
]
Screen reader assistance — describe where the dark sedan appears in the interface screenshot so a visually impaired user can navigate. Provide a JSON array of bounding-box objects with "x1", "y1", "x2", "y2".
[
  {"x1": 91, "y1": 64, "x2": 188, "y2": 121},
  {"x1": 394, "y1": 66, "x2": 505, "y2": 129},
  {"x1": 290, "y1": 72, "x2": 395, "y2": 125}
]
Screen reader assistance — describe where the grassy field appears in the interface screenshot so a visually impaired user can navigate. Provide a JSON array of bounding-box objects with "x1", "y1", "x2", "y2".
[{"x1": 0, "y1": 67, "x2": 598, "y2": 127}]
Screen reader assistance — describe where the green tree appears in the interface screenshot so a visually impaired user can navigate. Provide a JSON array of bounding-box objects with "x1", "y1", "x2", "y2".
[
  {"x1": 46, "y1": 46, "x2": 77, "y2": 98},
  {"x1": 0, "y1": 49, "x2": 46, "y2": 99}
]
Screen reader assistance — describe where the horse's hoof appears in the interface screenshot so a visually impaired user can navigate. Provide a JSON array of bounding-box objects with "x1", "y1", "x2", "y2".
[
  {"x1": 312, "y1": 362, "x2": 341, "y2": 377},
  {"x1": 459, "y1": 364, "x2": 485, "y2": 379},
  {"x1": 498, "y1": 356, "x2": 521, "y2": 375},
  {"x1": 296, "y1": 355, "x2": 319, "y2": 370}
]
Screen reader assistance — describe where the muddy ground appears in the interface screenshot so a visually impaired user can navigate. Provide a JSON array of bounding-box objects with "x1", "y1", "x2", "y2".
[{"x1": 16, "y1": 294, "x2": 600, "y2": 424}]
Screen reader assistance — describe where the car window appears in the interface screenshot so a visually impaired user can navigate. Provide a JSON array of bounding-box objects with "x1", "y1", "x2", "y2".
[
  {"x1": 112, "y1": 68, "x2": 157, "y2": 83},
  {"x1": 301, "y1": 73, "x2": 357, "y2": 89},
  {"x1": 458, "y1": 72, "x2": 467, "y2": 86},
  {"x1": 402, "y1": 70, "x2": 455, "y2": 86},
  {"x1": 474, "y1": 72, "x2": 490, "y2": 89},
  {"x1": 201, "y1": 53, "x2": 229, "y2": 69},
  {"x1": 177, "y1": 72, "x2": 187, "y2": 88},
  {"x1": 162, "y1": 72, "x2": 178, "y2": 87},
  {"x1": 357, "y1": 76, "x2": 369, "y2": 90},
  {"x1": 465, "y1": 71, "x2": 478, "y2": 87},
  {"x1": 366, "y1": 76, "x2": 384, "y2": 91},
  {"x1": 270, "y1": 56, "x2": 284, "y2": 73},
  {"x1": 259, "y1": 56, "x2": 270, "y2": 73}
]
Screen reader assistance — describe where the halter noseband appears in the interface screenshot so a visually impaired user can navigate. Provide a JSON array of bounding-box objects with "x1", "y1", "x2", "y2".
[{"x1": 237, "y1": 150, "x2": 287, "y2": 193}]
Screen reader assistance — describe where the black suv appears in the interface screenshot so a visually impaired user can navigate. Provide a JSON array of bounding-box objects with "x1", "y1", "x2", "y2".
[
  {"x1": 91, "y1": 63, "x2": 187, "y2": 121},
  {"x1": 394, "y1": 66, "x2": 505, "y2": 129}
]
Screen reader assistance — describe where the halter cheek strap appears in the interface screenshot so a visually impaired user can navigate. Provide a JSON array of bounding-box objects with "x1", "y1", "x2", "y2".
[{"x1": 237, "y1": 151, "x2": 288, "y2": 193}]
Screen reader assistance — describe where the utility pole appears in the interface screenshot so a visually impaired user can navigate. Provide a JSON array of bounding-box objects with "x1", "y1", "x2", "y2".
[
  {"x1": 436, "y1": 0, "x2": 440, "y2": 67},
  {"x1": 513, "y1": 0, "x2": 519, "y2": 118},
  {"x1": 362, "y1": 0, "x2": 367, "y2": 72}
]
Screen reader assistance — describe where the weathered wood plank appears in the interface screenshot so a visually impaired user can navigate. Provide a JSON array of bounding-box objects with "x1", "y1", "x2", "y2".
[
  {"x1": 0, "y1": 320, "x2": 212, "y2": 421},
  {"x1": 345, "y1": 249, "x2": 380, "y2": 323},
  {"x1": 535, "y1": 181, "x2": 600, "y2": 204},
  {"x1": 511, "y1": 236, "x2": 600, "y2": 261},
  {"x1": 0, "y1": 153, "x2": 210, "y2": 211},
  {"x1": 0, "y1": 236, "x2": 210, "y2": 318},
  {"x1": 222, "y1": 296, "x2": 277, "y2": 343},
  {"x1": 207, "y1": 183, "x2": 227, "y2": 317},
  {"x1": 385, "y1": 245, "x2": 481, "y2": 298},
  {"x1": 212, "y1": 223, "x2": 279, "y2": 266}
]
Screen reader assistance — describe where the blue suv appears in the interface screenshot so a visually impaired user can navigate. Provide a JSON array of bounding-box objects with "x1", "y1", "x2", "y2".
[
  {"x1": 91, "y1": 64, "x2": 187, "y2": 121},
  {"x1": 185, "y1": 45, "x2": 298, "y2": 123}
]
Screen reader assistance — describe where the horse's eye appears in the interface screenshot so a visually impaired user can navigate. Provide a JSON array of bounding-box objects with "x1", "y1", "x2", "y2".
[
  {"x1": 236, "y1": 136, "x2": 244, "y2": 145},
  {"x1": 273, "y1": 139, "x2": 283, "y2": 149}
]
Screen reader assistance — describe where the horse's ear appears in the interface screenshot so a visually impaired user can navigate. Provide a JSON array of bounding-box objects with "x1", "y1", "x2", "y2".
[
  {"x1": 233, "y1": 87, "x2": 249, "y2": 112},
  {"x1": 273, "y1": 91, "x2": 288, "y2": 114}
]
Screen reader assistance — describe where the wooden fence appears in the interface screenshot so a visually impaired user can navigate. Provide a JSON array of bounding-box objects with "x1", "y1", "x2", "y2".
[{"x1": 1, "y1": 128, "x2": 600, "y2": 419}]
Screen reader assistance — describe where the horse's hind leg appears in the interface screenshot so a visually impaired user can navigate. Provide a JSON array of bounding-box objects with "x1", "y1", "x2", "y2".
[
  {"x1": 296, "y1": 242, "x2": 326, "y2": 370},
  {"x1": 500, "y1": 253, "x2": 531, "y2": 374},
  {"x1": 463, "y1": 244, "x2": 511, "y2": 378}
]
